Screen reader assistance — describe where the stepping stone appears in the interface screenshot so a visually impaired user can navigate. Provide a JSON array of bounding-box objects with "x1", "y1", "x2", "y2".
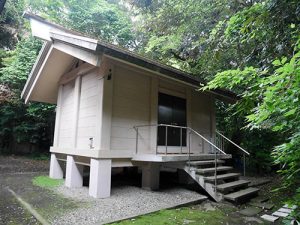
[
  {"x1": 283, "y1": 204, "x2": 298, "y2": 210},
  {"x1": 278, "y1": 207, "x2": 292, "y2": 214},
  {"x1": 261, "y1": 214, "x2": 279, "y2": 222},
  {"x1": 250, "y1": 202, "x2": 274, "y2": 210},
  {"x1": 244, "y1": 217, "x2": 264, "y2": 224},
  {"x1": 250, "y1": 196, "x2": 269, "y2": 203},
  {"x1": 272, "y1": 211, "x2": 289, "y2": 217},
  {"x1": 239, "y1": 207, "x2": 263, "y2": 216}
]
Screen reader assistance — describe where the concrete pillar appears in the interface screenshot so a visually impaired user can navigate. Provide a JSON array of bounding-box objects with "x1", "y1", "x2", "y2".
[
  {"x1": 65, "y1": 155, "x2": 83, "y2": 188},
  {"x1": 89, "y1": 159, "x2": 112, "y2": 198},
  {"x1": 49, "y1": 153, "x2": 63, "y2": 179},
  {"x1": 142, "y1": 163, "x2": 160, "y2": 191}
]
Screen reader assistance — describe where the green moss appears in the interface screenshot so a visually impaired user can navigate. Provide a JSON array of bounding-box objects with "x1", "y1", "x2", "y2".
[
  {"x1": 32, "y1": 176, "x2": 64, "y2": 188},
  {"x1": 110, "y1": 207, "x2": 227, "y2": 225}
]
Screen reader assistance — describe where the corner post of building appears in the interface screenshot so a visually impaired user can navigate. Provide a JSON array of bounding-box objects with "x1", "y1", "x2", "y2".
[
  {"x1": 89, "y1": 158, "x2": 112, "y2": 198},
  {"x1": 88, "y1": 58, "x2": 113, "y2": 198},
  {"x1": 142, "y1": 162, "x2": 160, "y2": 191},
  {"x1": 50, "y1": 85, "x2": 63, "y2": 179}
]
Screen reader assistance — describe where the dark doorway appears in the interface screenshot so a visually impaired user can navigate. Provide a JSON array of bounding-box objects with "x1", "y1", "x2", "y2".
[{"x1": 157, "y1": 92, "x2": 187, "y2": 146}]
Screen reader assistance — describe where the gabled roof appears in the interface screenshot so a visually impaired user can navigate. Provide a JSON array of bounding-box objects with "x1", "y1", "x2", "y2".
[{"x1": 22, "y1": 12, "x2": 237, "y2": 104}]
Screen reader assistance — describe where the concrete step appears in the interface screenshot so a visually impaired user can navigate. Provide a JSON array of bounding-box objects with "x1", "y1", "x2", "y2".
[
  {"x1": 216, "y1": 180, "x2": 250, "y2": 192},
  {"x1": 195, "y1": 166, "x2": 232, "y2": 175},
  {"x1": 187, "y1": 160, "x2": 225, "y2": 166},
  {"x1": 204, "y1": 173, "x2": 240, "y2": 182},
  {"x1": 224, "y1": 187, "x2": 259, "y2": 201}
]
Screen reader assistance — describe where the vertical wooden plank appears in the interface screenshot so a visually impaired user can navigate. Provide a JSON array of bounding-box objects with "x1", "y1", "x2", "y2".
[
  {"x1": 94, "y1": 70, "x2": 104, "y2": 150},
  {"x1": 95, "y1": 58, "x2": 113, "y2": 151},
  {"x1": 53, "y1": 85, "x2": 63, "y2": 147},
  {"x1": 72, "y1": 76, "x2": 81, "y2": 148},
  {"x1": 186, "y1": 88, "x2": 192, "y2": 152},
  {"x1": 101, "y1": 64, "x2": 114, "y2": 151},
  {"x1": 149, "y1": 77, "x2": 158, "y2": 152},
  {"x1": 210, "y1": 95, "x2": 216, "y2": 153}
]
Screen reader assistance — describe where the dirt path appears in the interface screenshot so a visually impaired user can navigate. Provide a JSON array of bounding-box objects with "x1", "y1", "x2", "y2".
[{"x1": 0, "y1": 174, "x2": 41, "y2": 225}]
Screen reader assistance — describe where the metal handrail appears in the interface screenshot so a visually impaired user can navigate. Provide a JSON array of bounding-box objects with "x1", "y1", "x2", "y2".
[
  {"x1": 216, "y1": 131, "x2": 250, "y2": 155},
  {"x1": 134, "y1": 124, "x2": 230, "y2": 193},
  {"x1": 215, "y1": 130, "x2": 250, "y2": 176},
  {"x1": 133, "y1": 124, "x2": 226, "y2": 155}
]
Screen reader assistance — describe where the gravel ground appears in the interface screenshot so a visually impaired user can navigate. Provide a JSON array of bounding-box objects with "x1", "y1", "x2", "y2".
[{"x1": 52, "y1": 185, "x2": 207, "y2": 225}]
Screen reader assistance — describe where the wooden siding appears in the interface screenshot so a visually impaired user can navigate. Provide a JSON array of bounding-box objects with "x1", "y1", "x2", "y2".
[
  {"x1": 58, "y1": 81, "x2": 75, "y2": 147},
  {"x1": 190, "y1": 91, "x2": 213, "y2": 154},
  {"x1": 111, "y1": 66, "x2": 151, "y2": 152},
  {"x1": 76, "y1": 70, "x2": 100, "y2": 148},
  {"x1": 54, "y1": 59, "x2": 215, "y2": 156}
]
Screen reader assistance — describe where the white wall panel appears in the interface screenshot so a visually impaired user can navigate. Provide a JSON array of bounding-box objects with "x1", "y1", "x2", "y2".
[
  {"x1": 111, "y1": 66, "x2": 151, "y2": 152},
  {"x1": 58, "y1": 81, "x2": 74, "y2": 147},
  {"x1": 76, "y1": 70, "x2": 101, "y2": 148}
]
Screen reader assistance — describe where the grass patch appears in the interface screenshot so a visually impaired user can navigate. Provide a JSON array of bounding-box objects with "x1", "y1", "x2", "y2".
[
  {"x1": 32, "y1": 176, "x2": 64, "y2": 188},
  {"x1": 110, "y1": 207, "x2": 227, "y2": 225}
]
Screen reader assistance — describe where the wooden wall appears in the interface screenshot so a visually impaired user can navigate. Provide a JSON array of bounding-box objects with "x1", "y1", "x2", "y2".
[
  {"x1": 55, "y1": 59, "x2": 215, "y2": 155},
  {"x1": 57, "y1": 80, "x2": 75, "y2": 148},
  {"x1": 76, "y1": 70, "x2": 100, "y2": 148},
  {"x1": 110, "y1": 66, "x2": 152, "y2": 152}
]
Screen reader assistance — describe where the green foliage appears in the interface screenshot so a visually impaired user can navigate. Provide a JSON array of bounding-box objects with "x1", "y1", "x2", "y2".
[
  {"x1": 127, "y1": 0, "x2": 263, "y2": 78},
  {"x1": 32, "y1": 176, "x2": 64, "y2": 188},
  {"x1": 204, "y1": 43, "x2": 300, "y2": 185},
  {"x1": 28, "y1": 0, "x2": 136, "y2": 48},
  {"x1": 0, "y1": 37, "x2": 55, "y2": 154},
  {"x1": 1, "y1": 37, "x2": 42, "y2": 90},
  {"x1": 0, "y1": 0, "x2": 25, "y2": 49}
]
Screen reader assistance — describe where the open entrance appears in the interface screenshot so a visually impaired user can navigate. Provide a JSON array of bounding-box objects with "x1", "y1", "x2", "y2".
[{"x1": 157, "y1": 92, "x2": 187, "y2": 147}]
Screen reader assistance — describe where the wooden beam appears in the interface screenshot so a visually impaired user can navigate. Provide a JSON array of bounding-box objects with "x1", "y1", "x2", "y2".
[
  {"x1": 59, "y1": 62, "x2": 96, "y2": 85},
  {"x1": 53, "y1": 85, "x2": 63, "y2": 147},
  {"x1": 53, "y1": 41, "x2": 101, "y2": 66},
  {"x1": 72, "y1": 76, "x2": 81, "y2": 148}
]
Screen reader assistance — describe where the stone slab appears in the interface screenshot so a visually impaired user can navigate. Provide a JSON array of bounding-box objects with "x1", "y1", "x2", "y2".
[
  {"x1": 283, "y1": 204, "x2": 298, "y2": 210},
  {"x1": 261, "y1": 214, "x2": 279, "y2": 222},
  {"x1": 249, "y1": 202, "x2": 274, "y2": 210},
  {"x1": 239, "y1": 207, "x2": 263, "y2": 216},
  {"x1": 250, "y1": 196, "x2": 270, "y2": 203},
  {"x1": 272, "y1": 211, "x2": 289, "y2": 218},
  {"x1": 278, "y1": 207, "x2": 292, "y2": 214}
]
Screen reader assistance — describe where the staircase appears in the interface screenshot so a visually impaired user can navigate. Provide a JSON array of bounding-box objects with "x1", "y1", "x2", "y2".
[
  {"x1": 133, "y1": 124, "x2": 259, "y2": 202},
  {"x1": 183, "y1": 157, "x2": 259, "y2": 202}
]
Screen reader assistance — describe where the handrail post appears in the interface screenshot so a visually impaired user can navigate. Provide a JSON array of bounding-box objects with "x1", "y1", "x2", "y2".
[
  {"x1": 136, "y1": 127, "x2": 138, "y2": 154},
  {"x1": 156, "y1": 126, "x2": 158, "y2": 155},
  {"x1": 243, "y1": 153, "x2": 246, "y2": 176},
  {"x1": 214, "y1": 146, "x2": 217, "y2": 192},
  {"x1": 180, "y1": 127, "x2": 182, "y2": 154},
  {"x1": 165, "y1": 126, "x2": 168, "y2": 155},
  {"x1": 188, "y1": 131, "x2": 191, "y2": 171}
]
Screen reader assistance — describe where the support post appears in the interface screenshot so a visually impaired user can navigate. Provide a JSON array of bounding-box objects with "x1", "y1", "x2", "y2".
[
  {"x1": 49, "y1": 153, "x2": 63, "y2": 179},
  {"x1": 65, "y1": 155, "x2": 83, "y2": 188},
  {"x1": 142, "y1": 163, "x2": 160, "y2": 191},
  {"x1": 89, "y1": 159, "x2": 112, "y2": 198}
]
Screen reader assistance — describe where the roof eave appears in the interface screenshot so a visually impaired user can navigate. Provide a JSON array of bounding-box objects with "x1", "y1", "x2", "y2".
[{"x1": 21, "y1": 41, "x2": 52, "y2": 103}]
